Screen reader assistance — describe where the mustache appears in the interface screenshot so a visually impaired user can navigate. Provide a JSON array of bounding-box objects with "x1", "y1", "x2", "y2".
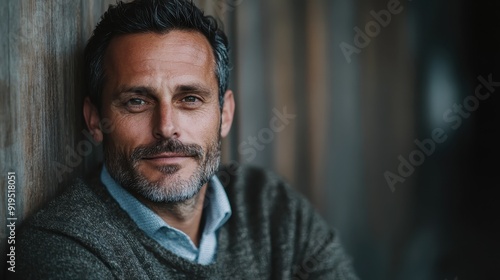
[{"x1": 130, "y1": 139, "x2": 204, "y2": 161}]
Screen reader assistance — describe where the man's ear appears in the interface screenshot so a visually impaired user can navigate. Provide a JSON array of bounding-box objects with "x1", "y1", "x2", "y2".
[
  {"x1": 220, "y1": 90, "x2": 235, "y2": 138},
  {"x1": 83, "y1": 97, "x2": 104, "y2": 143}
]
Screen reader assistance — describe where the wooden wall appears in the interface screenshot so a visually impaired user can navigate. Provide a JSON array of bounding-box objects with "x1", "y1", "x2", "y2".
[{"x1": 0, "y1": 0, "x2": 115, "y2": 272}]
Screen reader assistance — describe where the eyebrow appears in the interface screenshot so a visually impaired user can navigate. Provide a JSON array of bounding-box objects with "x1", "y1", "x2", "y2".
[
  {"x1": 112, "y1": 83, "x2": 213, "y2": 99},
  {"x1": 175, "y1": 83, "x2": 213, "y2": 96},
  {"x1": 113, "y1": 86, "x2": 156, "y2": 99}
]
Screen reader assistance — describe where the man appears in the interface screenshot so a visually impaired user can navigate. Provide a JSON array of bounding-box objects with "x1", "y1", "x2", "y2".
[{"x1": 13, "y1": 0, "x2": 359, "y2": 279}]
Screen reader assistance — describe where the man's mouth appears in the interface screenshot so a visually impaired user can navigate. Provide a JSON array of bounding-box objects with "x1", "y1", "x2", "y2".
[{"x1": 142, "y1": 153, "x2": 192, "y2": 164}]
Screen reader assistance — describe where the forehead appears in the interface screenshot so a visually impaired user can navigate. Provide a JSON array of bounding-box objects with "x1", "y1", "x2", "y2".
[{"x1": 103, "y1": 30, "x2": 217, "y2": 91}]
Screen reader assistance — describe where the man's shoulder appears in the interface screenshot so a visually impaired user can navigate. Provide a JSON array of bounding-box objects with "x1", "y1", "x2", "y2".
[
  {"x1": 215, "y1": 164, "x2": 361, "y2": 279},
  {"x1": 13, "y1": 176, "x2": 124, "y2": 278},
  {"x1": 19, "y1": 175, "x2": 114, "y2": 236},
  {"x1": 216, "y1": 163, "x2": 315, "y2": 225},
  {"x1": 217, "y1": 163, "x2": 299, "y2": 202}
]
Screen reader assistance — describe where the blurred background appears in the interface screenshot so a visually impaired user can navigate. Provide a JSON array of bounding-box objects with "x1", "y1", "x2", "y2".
[{"x1": 1, "y1": 0, "x2": 499, "y2": 279}]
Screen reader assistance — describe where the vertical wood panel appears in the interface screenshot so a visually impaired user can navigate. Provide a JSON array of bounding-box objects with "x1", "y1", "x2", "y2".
[
  {"x1": 1, "y1": 0, "x2": 114, "y2": 272},
  {"x1": 233, "y1": 0, "x2": 273, "y2": 168},
  {"x1": 305, "y1": 0, "x2": 329, "y2": 212},
  {"x1": 267, "y1": 0, "x2": 297, "y2": 191},
  {"x1": 1, "y1": 1, "x2": 17, "y2": 273},
  {"x1": 324, "y1": 0, "x2": 366, "y2": 271},
  {"x1": 357, "y1": 0, "x2": 415, "y2": 278}
]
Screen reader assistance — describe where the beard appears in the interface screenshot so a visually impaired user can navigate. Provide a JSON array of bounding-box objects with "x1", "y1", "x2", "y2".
[{"x1": 104, "y1": 136, "x2": 221, "y2": 204}]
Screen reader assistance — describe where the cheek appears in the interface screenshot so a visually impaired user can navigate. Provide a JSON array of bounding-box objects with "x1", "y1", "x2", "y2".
[
  {"x1": 180, "y1": 108, "x2": 221, "y2": 140},
  {"x1": 104, "y1": 112, "x2": 154, "y2": 151}
]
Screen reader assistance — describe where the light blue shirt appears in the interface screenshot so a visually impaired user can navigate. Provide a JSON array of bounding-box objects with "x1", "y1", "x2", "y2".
[{"x1": 100, "y1": 166, "x2": 232, "y2": 264}]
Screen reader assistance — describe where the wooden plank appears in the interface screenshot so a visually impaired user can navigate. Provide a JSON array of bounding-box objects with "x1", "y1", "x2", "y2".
[
  {"x1": 1, "y1": 0, "x2": 115, "y2": 272},
  {"x1": 1, "y1": 0, "x2": 17, "y2": 273}
]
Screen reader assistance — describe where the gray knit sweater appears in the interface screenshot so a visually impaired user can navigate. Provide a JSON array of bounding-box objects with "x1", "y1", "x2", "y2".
[{"x1": 12, "y1": 164, "x2": 359, "y2": 279}]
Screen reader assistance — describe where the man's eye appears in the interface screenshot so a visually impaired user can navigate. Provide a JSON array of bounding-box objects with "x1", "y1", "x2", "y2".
[
  {"x1": 126, "y1": 98, "x2": 146, "y2": 106},
  {"x1": 182, "y1": 96, "x2": 199, "y2": 103}
]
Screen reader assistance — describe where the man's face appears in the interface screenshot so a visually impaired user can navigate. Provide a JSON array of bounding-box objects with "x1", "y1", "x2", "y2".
[{"x1": 87, "y1": 30, "x2": 233, "y2": 203}]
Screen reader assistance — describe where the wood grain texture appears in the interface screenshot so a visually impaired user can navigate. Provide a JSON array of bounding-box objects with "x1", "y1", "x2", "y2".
[{"x1": 0, "y1": 0, "x2": 114, "y2": 272}]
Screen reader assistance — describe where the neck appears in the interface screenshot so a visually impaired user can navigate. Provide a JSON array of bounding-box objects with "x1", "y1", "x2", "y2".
[{"x1": 138, "y1": 184, "x2": 208, "y2": 247}]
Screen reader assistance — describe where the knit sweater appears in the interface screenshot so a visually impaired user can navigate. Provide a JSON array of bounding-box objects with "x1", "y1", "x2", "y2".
[{"x1": 11, "y1": 164, "x2": 359, "y2": 279}]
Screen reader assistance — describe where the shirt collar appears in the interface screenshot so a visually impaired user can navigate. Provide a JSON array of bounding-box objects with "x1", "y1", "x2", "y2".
[{"x1": 100, "y1": 166, "x2": 232, "y2": 237}]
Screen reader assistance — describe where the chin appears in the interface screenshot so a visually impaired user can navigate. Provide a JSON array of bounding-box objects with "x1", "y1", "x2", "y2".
[
  {"x1": 139, "y1": 178, "x2": 204, "y2": 204},
  {"x1": 132, "y1": 165, "x2": 206, "y2": 203}
]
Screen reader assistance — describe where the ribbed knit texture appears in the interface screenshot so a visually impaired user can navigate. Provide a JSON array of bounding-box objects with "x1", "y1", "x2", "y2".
[{"x1": 12, "y1": 164, "x2": 359, "y2": 279}]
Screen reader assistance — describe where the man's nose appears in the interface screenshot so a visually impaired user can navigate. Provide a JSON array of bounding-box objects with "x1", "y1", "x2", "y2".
[{"x1": 153, "y1": 103, "x2": 179, "y2": 139}]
